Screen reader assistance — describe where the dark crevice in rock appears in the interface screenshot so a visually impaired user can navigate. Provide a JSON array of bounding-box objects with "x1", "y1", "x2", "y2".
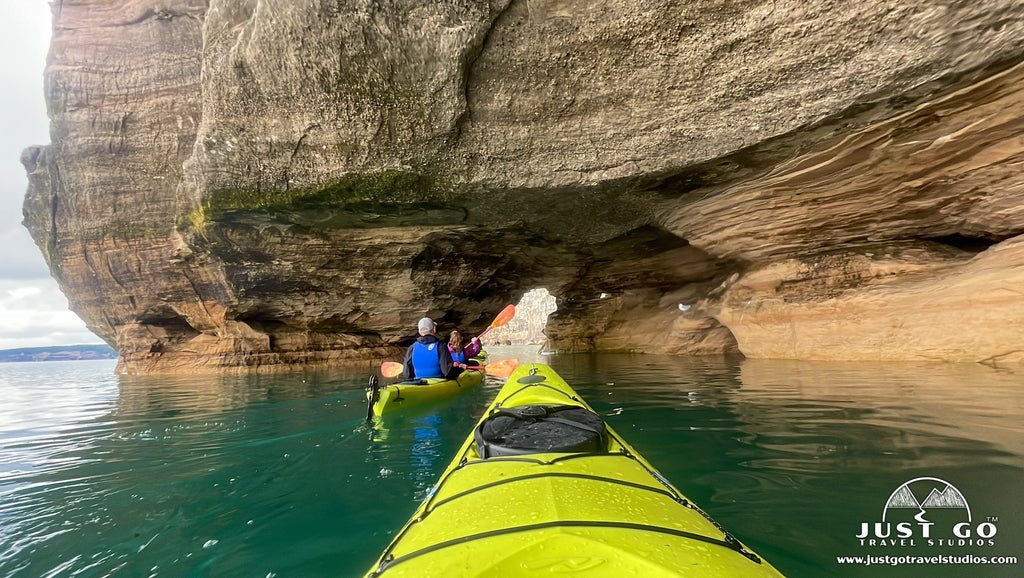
[
  {"x1": 233, "y1": 313, "x2": 285, "y2": 333},
  {"x1": 927, "y1": 234, "x2": 1002, "y2": 253},
  {"x1": 135, "y1": 315, "x2": 201, "y2": 344},
  {"x1": 456, "y1": 0, "x2": 518, "y2": 136}
]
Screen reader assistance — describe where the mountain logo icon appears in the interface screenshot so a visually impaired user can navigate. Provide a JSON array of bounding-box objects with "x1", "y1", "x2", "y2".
[{"x1": 882, "y1": 477, "x2": 971, "y2": 523}]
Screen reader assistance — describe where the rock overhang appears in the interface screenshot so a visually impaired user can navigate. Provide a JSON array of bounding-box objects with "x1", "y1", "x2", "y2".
[{"x1": 21, "y1": 0, "x2": 1024, "y2": 372}]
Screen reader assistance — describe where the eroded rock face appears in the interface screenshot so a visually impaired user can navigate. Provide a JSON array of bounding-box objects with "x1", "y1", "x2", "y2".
[{"x1": 23, "y1": 0, "x2": 1024, "y2": 372}]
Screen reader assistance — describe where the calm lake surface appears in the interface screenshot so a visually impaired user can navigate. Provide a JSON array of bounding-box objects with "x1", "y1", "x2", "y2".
[{"x1": 1, "y1": 349, "x2": 1021, "y2": 577}]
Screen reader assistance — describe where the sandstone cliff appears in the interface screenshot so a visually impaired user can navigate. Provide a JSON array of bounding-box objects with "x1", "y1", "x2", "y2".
[{"x1": 22, "y1": 0, "x2": 1024, "y2": 372}]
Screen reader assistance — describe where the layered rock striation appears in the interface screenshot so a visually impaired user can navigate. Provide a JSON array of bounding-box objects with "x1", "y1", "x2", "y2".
[{"x1": 23, "y1": 0, "x2": 1024, "y2": 372}]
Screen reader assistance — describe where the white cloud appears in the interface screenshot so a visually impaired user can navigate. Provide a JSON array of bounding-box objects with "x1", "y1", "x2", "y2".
[
  {"x1": 0, "y1": 278, "x2": 101, "y2": 350},
  {"x1": 0, "y1": 2, "x2": 103, "y2": 350},
  {"x1": 0, "y1": 227, "x2": 53, "y2": 279},
  {"x1": 1, "y1": 0, "x2": 51, "y2": 233}
]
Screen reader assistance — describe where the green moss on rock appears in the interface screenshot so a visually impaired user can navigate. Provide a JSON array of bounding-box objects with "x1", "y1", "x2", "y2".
[{"x1": 184, "y1": 169, "x2": 445, "y2": 231}]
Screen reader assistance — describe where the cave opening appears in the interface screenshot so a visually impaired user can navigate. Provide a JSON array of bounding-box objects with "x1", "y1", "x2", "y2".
[
  {"x1": 927, "y1": 233, "x2": 999, "y2": 253},
  {"x1": 483, "y1": 288, "x2": 557, "y2": 346}
]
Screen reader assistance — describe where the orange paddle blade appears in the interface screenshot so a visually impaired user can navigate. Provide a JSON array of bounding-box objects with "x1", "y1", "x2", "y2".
[
  {"x1": 380, "y1": 361, "x2": 404, "y2": 378},
  {"x1": 483, "y1": 358, "x2": 519, "y2": 378},
  {"x1": 490, "y1": 304, "x2": 516, "y2": 329},
  {"x1": 478, "y1": 304, "x2": 517, "y2": 339}
]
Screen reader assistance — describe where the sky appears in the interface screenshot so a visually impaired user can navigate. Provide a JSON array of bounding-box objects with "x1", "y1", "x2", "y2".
[{"x1": 0, "y1": 0, "x2": 102, "y2": 349}]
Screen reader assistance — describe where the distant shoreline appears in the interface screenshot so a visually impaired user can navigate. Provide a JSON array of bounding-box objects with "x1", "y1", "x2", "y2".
[{"x1": 0, "y1": 344, "x2": 117, "y2": 363}]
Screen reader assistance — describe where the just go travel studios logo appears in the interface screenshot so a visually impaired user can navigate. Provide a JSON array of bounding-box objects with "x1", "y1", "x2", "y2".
[{"x1": 856, "y1": 477, "x2": 1000, "y2": 548}]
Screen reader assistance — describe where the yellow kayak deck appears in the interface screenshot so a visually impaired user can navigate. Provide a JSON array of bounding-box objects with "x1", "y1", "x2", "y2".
[{"x1": 365, "y1": 363, "x2": 786, "y2": 577}]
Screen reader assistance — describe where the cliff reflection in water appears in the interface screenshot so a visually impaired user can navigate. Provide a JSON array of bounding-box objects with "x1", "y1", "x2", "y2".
[{"x1": 736, "y1": 359, "x2": 1024, "y2": 462}]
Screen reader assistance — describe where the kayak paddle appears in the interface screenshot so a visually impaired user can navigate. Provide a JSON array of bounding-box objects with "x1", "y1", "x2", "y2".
[
  {"x1": 467, "y1": 358, "x2": 520, "y2": 378},
  {"x1": 477, "y1": 304, "x2": 516, "y2": 340},
  {"x1": 378, "y1": 358, "x2": 520, "y2": 378},
  {"x1": 366, "y1": 375, "x2": 381, "y2": 421},
  {"x1": 380, "y1": 361, "x2": 404, "y2": 378}
]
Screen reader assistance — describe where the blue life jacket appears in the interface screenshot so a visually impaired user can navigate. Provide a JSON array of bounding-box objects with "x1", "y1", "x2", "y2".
[{"x1": 411, "y1": 341, "x2": 443, "y2": 378}]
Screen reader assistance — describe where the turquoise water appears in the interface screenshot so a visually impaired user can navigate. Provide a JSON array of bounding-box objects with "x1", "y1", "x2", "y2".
[{"x1": 1, "y1": 352, "x2": 1021, "y2": 577}]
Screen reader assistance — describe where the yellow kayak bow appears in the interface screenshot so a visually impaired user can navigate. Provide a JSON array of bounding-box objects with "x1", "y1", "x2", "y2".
[{"x1": 364, "y1": 362, "x2": 786, "y2": 577}]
